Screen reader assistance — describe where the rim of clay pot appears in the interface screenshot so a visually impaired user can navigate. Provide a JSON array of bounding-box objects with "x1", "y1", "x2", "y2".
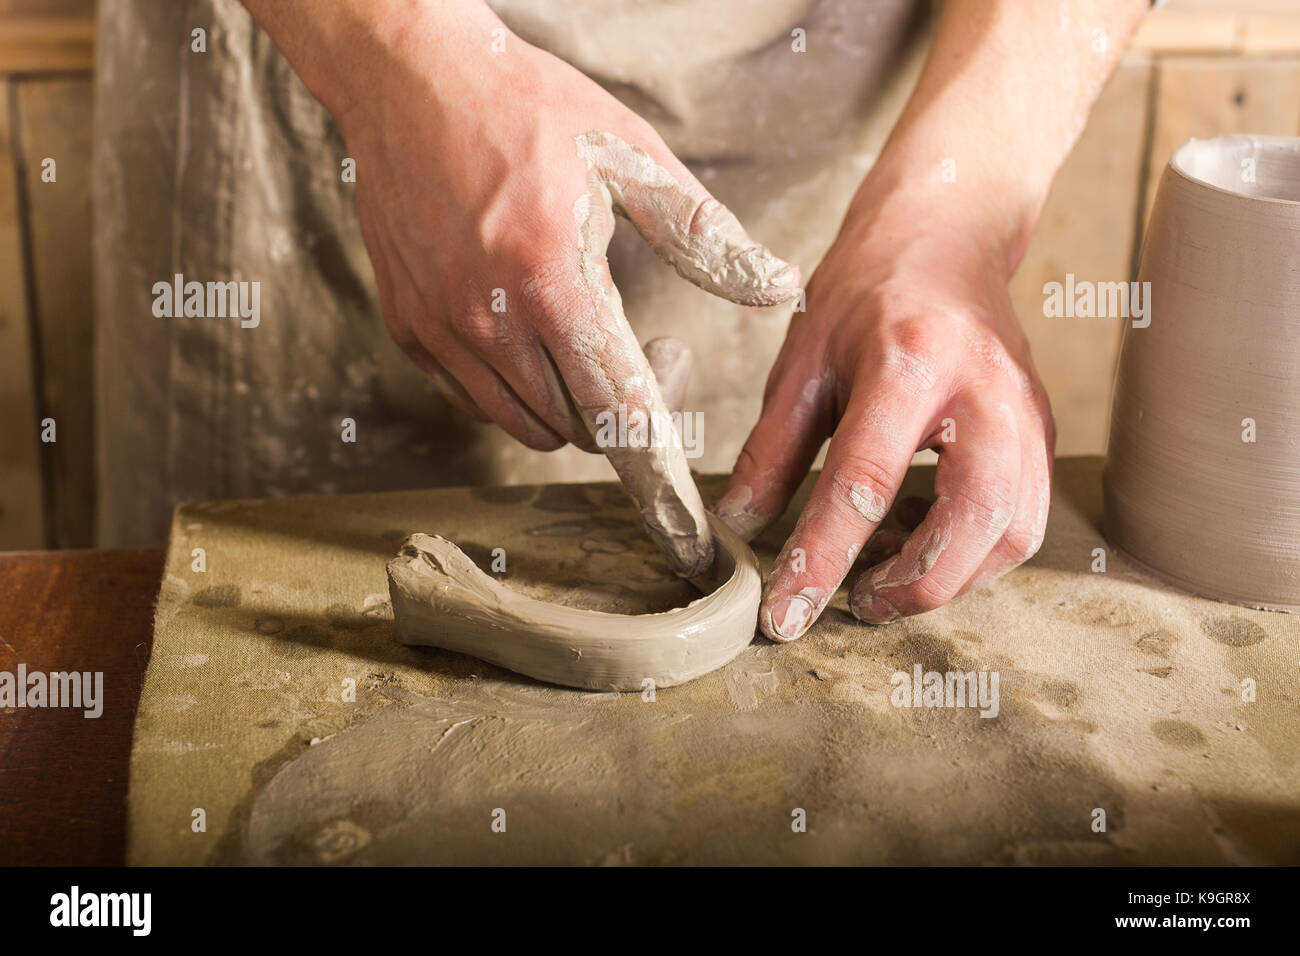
[{"x1": 1170, "y1": 134, "x2": 1300, "y2": 206}]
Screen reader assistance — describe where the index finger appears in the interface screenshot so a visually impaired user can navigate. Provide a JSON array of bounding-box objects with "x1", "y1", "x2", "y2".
[
  {"x1": 760, "y1": 375, "x2": 933, "y2": 642},
  {"x1": 527, "y1": 178, "x2": 713, "y2": 578}
]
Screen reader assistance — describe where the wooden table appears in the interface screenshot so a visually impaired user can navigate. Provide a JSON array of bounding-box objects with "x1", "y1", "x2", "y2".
[{"x1": 0, "y1": 548, "x2": 163, "y2": 865}]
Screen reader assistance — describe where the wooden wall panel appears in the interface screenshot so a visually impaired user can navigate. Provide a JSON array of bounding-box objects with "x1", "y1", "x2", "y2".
[
  {"x1": 0, "y1": 16, "x2": 93, "y2": 73},
  {"x1": 16, "y1": 77, "x2": 94, "y2": 549},
  {"x1": 0, "y1": 82, "x2": 45, "y2": 550}
]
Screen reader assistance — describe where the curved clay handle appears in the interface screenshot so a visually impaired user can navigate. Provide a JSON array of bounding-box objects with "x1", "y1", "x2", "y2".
[{"x1": 387, "y1": 514, "x2": 761, "y2": 691}]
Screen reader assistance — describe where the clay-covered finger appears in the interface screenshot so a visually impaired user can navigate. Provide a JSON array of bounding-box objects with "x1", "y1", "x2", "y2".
[
  {"x1": 713, "y1": 357, "x2": 834, "y2": 543},
  {"x1": 404, "y1": 346, "x2": 491, "y2": 423},
  {"x1": 758, "y1": 384, "x2": 930, "y2": 642},
  {"x1": 450, "y1": 304, "x2": 603, "y2": 450},
  {"x1": 849, "y1": 395, "x2": 1021, "y2": 623},
  {"x1": 531, "y1": 180, "x2": 713, "y2": 577},
  {"x1": 966, "y1": 403, "x2": 1053, "y2": 591},
  {"x1": 577, "y1": 131, "x2": 801, "y2": 307},
  {"x1": 365, "y1": 223, "x2": 492, "y2": 425},
  {"x1": 410, "y1": 322, "x2": 566, "y2": 451}
]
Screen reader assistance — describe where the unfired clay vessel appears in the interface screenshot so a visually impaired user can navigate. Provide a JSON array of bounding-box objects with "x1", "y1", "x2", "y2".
[{"x1": 1105, "y1": 134, "x2": 1300, "y2": 610}]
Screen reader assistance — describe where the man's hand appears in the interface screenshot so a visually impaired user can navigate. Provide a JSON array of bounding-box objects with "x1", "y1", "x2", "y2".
[
  {"x1": 343, "y1": 11, "x2": 800, "y2": 451},
  {"x1": 714, "y1": 0, "x2": 1148, "y2": 637},
  {"x1": 240, "y1": 0, "x2": 799, "y2": 576},
  {"x1": 716, "y1": 181, "x2": 1055, "y2": 639}
]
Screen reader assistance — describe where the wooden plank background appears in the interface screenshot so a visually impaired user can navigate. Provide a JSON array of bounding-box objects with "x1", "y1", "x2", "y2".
[
  {"x1": 16, "y1": 78, "x2": 95, "y2": 549},
  {"x1": 0, "y1": 89, "x2": 44, "y2": 550},
  {"x1": 0, "y1": 0, "x2": 1299, "y2": 548},
  {"x1": 0, "y1": 0, "x2": 94, "y2": 549}
]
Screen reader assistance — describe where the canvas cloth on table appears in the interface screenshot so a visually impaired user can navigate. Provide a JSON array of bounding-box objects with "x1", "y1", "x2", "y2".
[{"x1": 128, "y1": 458, "x2": 1300, "y2": 864}]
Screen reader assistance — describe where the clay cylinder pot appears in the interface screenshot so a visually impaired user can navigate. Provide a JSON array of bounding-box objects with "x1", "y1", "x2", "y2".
[{"x1": 1104, "y1": 134, "x2": 1300, "y2": 611}]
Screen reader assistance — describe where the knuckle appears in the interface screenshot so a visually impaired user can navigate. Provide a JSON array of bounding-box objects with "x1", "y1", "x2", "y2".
[
  {"x1": 520, "y1": 263, "x2": 590, "y2": 333},
  {"x1": 1001, "y1": 522, "x2": 1044, "y2": 564},
  {"x1": 898, "y1": 572, "x2": 957, "y2": 615},
  {"x1": 884, "y1": 347, "x2": 943, "y2": 396},
  {"x1": 954, "y1": 480, "x2": 1017, "y2": 535},
  {"x1": 522, "y1": 256, "x2": 577, "y2": 303},
  {"x1": 449, "y1": 306, "x2": 510, "y2": 350},
  {"x1": 875, "y1": 322, "x2": 946, "y2": 395},
  {"x1": 831, "y1": 453, "x2": 895, "y2": 523}
]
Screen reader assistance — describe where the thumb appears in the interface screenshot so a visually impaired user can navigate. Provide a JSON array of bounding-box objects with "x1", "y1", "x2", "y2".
[{"x1": 577, "y1": 131, "x2": 801, "y2": 307}]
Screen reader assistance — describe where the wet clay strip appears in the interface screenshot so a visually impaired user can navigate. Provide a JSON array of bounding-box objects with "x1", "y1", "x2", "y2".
[{"x1": 387, "y1": 515, "x2": 760, "y2": 691}]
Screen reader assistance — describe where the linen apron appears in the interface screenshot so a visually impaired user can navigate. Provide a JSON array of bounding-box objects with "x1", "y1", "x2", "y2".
[{"x1": 93, "y1": 0, "x2": 932, "y2": 546}]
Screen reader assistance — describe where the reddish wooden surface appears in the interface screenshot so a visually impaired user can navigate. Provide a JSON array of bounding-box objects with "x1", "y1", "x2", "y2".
[{"x1": 0, "y1": 548, "x2": 163, "y2": 865}]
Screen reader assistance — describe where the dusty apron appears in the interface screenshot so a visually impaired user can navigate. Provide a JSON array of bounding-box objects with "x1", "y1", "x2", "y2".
[{"x1": 93, "y1": 0, "x2": 932, "y2": 547}]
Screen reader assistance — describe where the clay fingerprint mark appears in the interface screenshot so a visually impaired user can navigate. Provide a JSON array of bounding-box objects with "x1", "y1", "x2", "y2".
[
  {"x1": 1135, "y1": 629, "x2": 1178, "y2": 657},
  {"x1": 1151, "y1": 719, "x2": 1206, "y2": 748},
  {"x1": 310, "y1": 819, "x2": 372, "y2": 864},
  {"x1": 1036, "y1": 679, "x2": 1080, "y2": 711},
  {"x1": 1067, "y1": 596, "x2": 1139, "y2": 628},
  {"x1": 723, "y1": 653, "x2": 780, "y2": 711},
  {"x1": 1199, "y1": 616, "x2": 1267, "y2": 647},
  {"x1": 193, "y1": 584, "x2": 242, "y2": 608}
]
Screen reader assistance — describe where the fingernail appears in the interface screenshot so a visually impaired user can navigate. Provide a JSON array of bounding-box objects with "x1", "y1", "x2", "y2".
[
  {"x1": 768, "y1": 594, "x2": 815, "y2": 642},
  {"x1": 853, "y1": 591, "x2": 899, "y2": 625}
]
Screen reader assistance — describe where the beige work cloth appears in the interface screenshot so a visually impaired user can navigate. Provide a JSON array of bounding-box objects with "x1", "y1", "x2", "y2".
[
  {"x1": 128, "y1": 457, "x2": 1300, "y2": 865},
  {"x1": 93, "y1": 0, "x2": 933, "y2": 547}
]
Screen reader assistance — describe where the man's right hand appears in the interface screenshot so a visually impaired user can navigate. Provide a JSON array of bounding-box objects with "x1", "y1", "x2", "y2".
[{"x1": 242, "y1": 0, "x2": 800, "y2": 575}]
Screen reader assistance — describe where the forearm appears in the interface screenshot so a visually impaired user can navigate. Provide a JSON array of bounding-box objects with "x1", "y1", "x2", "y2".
[
  {"x1": 239, "y1": 0, "x2": 497, "y2": 135},
  {"x1": 856, "y1": 0, "x2": 1149, "y2": 275}
]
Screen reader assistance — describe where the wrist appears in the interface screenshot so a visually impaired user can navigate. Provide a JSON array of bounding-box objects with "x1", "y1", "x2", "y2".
[{"x1": 848, "y1": 136, "x2": 1051, "y2": 281}]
